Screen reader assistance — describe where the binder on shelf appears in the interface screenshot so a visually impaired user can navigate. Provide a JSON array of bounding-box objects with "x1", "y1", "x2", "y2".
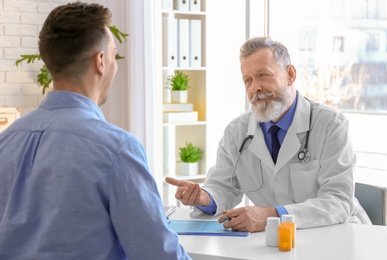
[
  {"x1": 163, "y1": 16, "x2": 178, "y2": 67},
  {"x1": 189, "y1": 19, "x2": 201, "y2": 67},
  {"x1": 163, "y1": 111, "x2": 198, "y2": 123},
  {"x1": 174, "y1": 0, "x2": 189, "y2": 11},
  {"x1": 189, "y1": 0, "x2": 201, "y2": 12},
  {"x1": 177, "y1": 19, "x2": 190, "y2": 67},
  {"x1": 163, "y1": 103, "x2": 194, "y2": 112}
]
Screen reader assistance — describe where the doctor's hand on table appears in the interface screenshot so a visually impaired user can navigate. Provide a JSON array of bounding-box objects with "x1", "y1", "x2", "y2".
[
  {"x1": 165, "y1": 177, "x2": 278, "y2": 232},
  {"x1": 219, "y1": 206, "x2": 278, "y2": 232}
]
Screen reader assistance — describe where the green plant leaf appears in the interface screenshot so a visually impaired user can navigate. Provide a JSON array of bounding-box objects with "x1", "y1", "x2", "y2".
[
  {"x1": 109, "y1": 25, "x2": 128, "y2": 44},
  {"x1": 15, "y1": 54, "x2": 41, "y2": 67},
  {"x1": 37, "y1": 65, "x2": 51, "y2": 94},
  {"x1": 115, "y1": 54, "x2": 125, "y2": 60},
  {"x1": 179, "y1": 142, "x2": 202, "y2": 163},
  {"x1": 167, "y1": 71, "x2": 190, "y2": 91}
]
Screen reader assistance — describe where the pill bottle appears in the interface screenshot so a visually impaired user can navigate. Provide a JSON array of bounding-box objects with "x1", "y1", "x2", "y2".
[
  {"x1": 281, "y1": 214, "x2": 296, "y2": 248},
  {"x1": 278, "y1": 224, "x2": 292, "y2": 251},
  {"x1": 265, "y1": 217, "x2": 280, "y2": 247}
]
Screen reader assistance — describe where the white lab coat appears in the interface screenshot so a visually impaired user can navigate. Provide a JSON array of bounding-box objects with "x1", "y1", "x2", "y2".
[{"x1": 196, "y1": 94, "x2": 371, "y2": 228}]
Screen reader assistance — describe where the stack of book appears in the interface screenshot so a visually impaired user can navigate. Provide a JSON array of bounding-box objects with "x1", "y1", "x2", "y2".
[{"x1": 162, "y1": 103, "x2": 198, "y2": 123}]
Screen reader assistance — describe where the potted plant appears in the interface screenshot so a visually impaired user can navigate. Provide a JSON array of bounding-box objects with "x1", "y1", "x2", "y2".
[
  {"x1": 166, "y1": 71, "x2": 190, "y2": 103},
  {"x1": 179, "y1": 142, "x2": 203, "y2": 176}
]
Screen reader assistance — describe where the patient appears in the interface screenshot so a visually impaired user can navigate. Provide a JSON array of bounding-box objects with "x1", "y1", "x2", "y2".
[{"x1": 0, "y1": 2, "x2": 190, "y2": 259}]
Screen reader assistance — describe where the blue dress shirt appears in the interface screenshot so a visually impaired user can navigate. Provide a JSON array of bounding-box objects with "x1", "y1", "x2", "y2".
[
  {"x1": 0, "y1": 91, "x2": 190, "y2": 260},
  {"x1": 260, "y1": 97, "x2": 298, "y2": 154},
  {"x1": 198, "y1": 97, "x2": 298, "y2": 219}
]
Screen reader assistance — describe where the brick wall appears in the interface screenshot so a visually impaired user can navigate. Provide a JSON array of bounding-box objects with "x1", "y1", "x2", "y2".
[{"x1": 0, "y1": 0, "x2": 93, "y2": 115}]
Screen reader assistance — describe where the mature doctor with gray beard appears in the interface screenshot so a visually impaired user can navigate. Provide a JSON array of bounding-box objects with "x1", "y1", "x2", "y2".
[{"x1": 166, "y1": 36, "x2": 371, "y2": 232}]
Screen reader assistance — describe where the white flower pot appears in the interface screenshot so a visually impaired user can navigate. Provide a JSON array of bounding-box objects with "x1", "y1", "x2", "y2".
[
  {"x1": 171, "y1": 90, "x2": 188, "y2": 103},
  {"x1": 163, "y1": 89, "x2": 171, "y2": 103},
  {"x1": 180, "y1": 162, "x2": 198, "y2": 176}
]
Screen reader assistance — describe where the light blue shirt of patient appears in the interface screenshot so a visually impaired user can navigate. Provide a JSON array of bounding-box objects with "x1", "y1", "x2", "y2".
[{"x1": 0, "y1": 91, "x2": 190, "y2": 260}]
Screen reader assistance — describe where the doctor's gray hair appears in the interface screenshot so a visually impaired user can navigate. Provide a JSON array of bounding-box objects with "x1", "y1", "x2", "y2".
[{"x1": 239, "y1": 36, "x2": 291, "y2": 70}]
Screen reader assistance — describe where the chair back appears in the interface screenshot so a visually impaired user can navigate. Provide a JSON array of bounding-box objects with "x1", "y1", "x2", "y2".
[{"x1": 355, "y1": 182, "x2": 387, "y2": 226}]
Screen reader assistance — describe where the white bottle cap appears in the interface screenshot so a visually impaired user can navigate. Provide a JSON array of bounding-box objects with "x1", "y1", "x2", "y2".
[
  {"x1": 282, "y1": 214, "x2": 295, "y2": 223},
  {"x1": 266, "y1": 217, "x2": 280, "y2": 226}
]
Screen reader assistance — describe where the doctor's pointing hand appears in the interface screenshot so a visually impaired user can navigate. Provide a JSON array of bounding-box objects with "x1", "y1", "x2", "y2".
[
  {"x1": 165, "y1": 36, "x2": 371, "y2": 233},
  {"x1": 165, "y1": 177, "x2": 210, "y2": 207},
  {"x1": 165, "y1": 177, "x2": 278, "y2": 232}
]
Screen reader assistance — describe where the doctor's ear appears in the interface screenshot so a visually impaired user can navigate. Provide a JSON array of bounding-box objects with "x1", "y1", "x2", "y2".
[{"x1": 286, "y1": 65, "x2": 297, "y2": 85}]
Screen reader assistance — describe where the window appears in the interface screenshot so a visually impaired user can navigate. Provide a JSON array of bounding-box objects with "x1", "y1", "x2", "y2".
[
  {"x1": 366, "y1": 32, "x2": 380, "y2": 51},
  {"x1": 270, "y1": 0, "x2": 387, "y2": 112},
  {"x1": 269, "y1": 0, "x2": 387, "y2": 183}
]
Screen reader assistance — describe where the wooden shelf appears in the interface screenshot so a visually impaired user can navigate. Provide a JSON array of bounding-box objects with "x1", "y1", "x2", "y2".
[
  {"x1": 162, "y1": 67, "x2": 206, "y2": 71},
  {"x1": 163, "y1": 121, "x2": 206, "y2": 126},
  {"x1": 162, "y1": 10, "x2": 206, "y2": 16}
]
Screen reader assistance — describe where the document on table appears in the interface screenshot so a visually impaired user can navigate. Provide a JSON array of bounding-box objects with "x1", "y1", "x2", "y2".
[
  {"x1": 169, "y1": 220, "x2": 249, "y2": 237},
  {"x1": 164, "y1": 205, "x2": 178, "y2": 217}
]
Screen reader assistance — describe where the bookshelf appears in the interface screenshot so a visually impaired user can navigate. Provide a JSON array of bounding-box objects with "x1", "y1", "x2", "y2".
[
  {"x1": 158, "y1": 0, "x2": 207, "y2": 204},
  {"x1": 156, "y1": 0, "x2": 247, "y2": 205}
]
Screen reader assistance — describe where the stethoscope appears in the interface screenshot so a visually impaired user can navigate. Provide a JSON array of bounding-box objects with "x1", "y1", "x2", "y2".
[
  {"x1": 230, "y1": 101, "x2": 313, "y2": 192},
  {"x1": 297, "y1": 101, "x2": 312, "y2": 163}
]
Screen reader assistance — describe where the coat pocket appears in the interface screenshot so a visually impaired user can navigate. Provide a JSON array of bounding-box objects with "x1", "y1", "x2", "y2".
[{"x1": 289, "y1": 160, "x2": 320, "y2": 202}]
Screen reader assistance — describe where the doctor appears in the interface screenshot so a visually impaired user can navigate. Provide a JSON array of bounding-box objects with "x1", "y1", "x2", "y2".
[{"x1": 166, "y1": 36, "x2": 371, "y2": 232}]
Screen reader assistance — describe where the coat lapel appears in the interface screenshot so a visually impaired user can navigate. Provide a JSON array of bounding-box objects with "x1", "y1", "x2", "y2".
[
  {"x1": 246, "y1": 114, "x2": 275, "y2": 170},
  {"x1": 275, "y1": 94, "x2": 311, "y2": 172}
]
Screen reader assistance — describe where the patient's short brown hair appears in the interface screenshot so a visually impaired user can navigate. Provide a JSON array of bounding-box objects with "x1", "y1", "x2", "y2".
[{"x1": 39, "y1": 2, "x2": 112, "y2": 80}]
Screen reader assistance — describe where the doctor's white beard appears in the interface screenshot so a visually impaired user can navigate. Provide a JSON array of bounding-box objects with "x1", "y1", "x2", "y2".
[{"x1": 250, "y1": 86, "x2": 294, "y2": 122}]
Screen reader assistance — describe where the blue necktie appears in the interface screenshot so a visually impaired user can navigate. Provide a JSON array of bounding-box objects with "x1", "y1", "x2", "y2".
[{"x1": 270, "y1": 125, "x2": 280, "y2": 163}]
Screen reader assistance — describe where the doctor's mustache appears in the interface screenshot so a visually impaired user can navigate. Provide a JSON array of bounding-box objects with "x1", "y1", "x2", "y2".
[{"x1": 250, "y1": 92, "x2": 273, "y2": 103}]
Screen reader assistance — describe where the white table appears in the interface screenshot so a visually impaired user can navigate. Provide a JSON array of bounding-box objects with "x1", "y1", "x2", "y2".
[{"x1": 170, "y1": 208, "x2": 387, "y2": 260}]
